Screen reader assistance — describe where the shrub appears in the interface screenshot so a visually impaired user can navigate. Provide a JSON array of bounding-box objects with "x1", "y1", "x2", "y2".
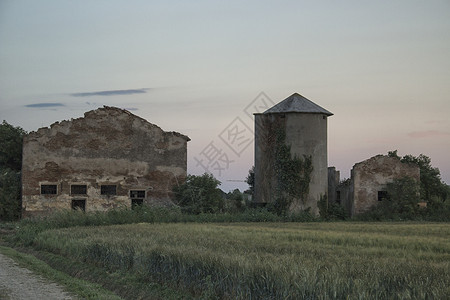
[
  {"x1": 225, "y1": 189, "x2": 245, "y2": 213},
  {"x1": 172, "y1": 173, "x2": 224, "y2": 214},
  {"x1": 0, "y1": 121, "x2": 26, "y2": 220},
  {"x1": 0, "y1": 168, "x2": 22, "y2": 221},
  {"x1": 357, "y1": 176, "x2": 421, "y2": 221},
  {"x1": 318, "y1": 194, "x2": 348, "y2": 220}
]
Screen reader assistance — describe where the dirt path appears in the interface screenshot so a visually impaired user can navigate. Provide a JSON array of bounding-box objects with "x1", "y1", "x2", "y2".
[{"x1": 0, "y1": 253, "x2": 76, "y2": 300}]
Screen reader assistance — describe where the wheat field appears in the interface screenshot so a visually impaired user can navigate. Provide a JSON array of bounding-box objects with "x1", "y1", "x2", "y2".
[{"x1": 34, "y1": 222, "x2": 449, "y2": 299}]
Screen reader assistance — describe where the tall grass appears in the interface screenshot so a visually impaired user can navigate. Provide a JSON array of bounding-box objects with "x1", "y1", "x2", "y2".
[
  {"x1": 31, "y1": 222, "x2": 450, "y2": 299},
  {"x1": 11, "y1": 207, "x2": 314, "y2": 246}
]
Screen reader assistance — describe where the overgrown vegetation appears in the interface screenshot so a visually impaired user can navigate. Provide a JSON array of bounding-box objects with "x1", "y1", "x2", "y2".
[
  {"x1": 272, "y1": 129, "x2": 313, "y2": 215},
  {"x1": 14, "y1": 222, "x2": 450, "y2": 299},
  {"x1": 173, "y1": 173, "x2": 224, "y2": 214},
  {"x1": 0, "y1": 121, "x2": 26, "y2": 221},
  {"x1": 224, "y1": 189, "x2": 245, "y2": 213},
  {"x1": 245, "y1": 166, "x2": 254, "y2": 196},
  {"x1": 356, "y1": 151, "x2": 450, "y2": 221},
  {"x1": 388, "y1": 150, "x2": 449, "y2": 203},
  {"x1": 357, "y1": 177, "x2": 421, "y2": 221},
  {"x1": 318, "y1": 194, "x2": 348, "y2": 220}
]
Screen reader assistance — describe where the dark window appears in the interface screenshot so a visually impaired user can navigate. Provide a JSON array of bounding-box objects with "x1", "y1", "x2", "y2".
[
  {"x1": 131, "y1": 199, "x2": 144, "y2": 208},
  {"x1": 72, "y1": 199, "x2": 86, "y2": 211},
  {"x1": 41, "y1": 184, "x2": 57, "y2": 195},
  {"x1": 130, "y1": 190, "x2": 145, "y2": 199},
  {"x1": 101, "y1": 185, "x2": 117, "y2": 195},
  {"x1": 71, "y1": 185, "x2": 87, "y2": 195},
  {"x1": 130, "y1": 190, "x2": 145, "y2": 209},
  {"x1": 378, "y1": 191, "x2": 388, "y2": 201},
  {"x1": 336, "y1": 191, "x2": 341, "y2": 204}
]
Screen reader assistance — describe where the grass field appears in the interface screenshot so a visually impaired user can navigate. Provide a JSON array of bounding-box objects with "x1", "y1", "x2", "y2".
[{"x1": 30, "y1": 222, "x2": 449, "y2": 299}]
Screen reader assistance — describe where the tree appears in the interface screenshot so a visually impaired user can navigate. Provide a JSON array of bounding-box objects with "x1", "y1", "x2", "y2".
[
  {"x1": 359, "y1": 176, "x2": 421, "y2": 220},
  {"x1": 318, "y1": 194, "x2": 348, "y2": 220},
  {"x1": 0, "y1": 121, "x2": 26, "y2": 220},
  {"x1": 0, "y1": 121, "x2": 26, "y2": 171},
  {"x1": 385, "y1": 176, "x2": 421, "y2": 216},
  {"x1": 226, "y1": 189, "x2": 244, "y2": 212},
  {"x1": 388, "y1": 150, "x2": 448, "y2": 202},
  {"x1": 173, "y1": 173, "x2": 224, "y2": 214},
  {"x1": 0, "y1": 169, "x2": 21, "y2": 220},
  {"x1": 245, "y1": 166, "x2": 254, "y2": 195}
]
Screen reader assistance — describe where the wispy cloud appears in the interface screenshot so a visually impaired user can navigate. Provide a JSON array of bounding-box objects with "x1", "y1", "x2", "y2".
[
  {"x1": 25, "y1": 103, "x2": 65, "y2": 108},
  {"x1": 71, "y1": 88, "x2": 149, "y2": 97},
  {"x1": 408, "y1": 130, "x2": 450, "y2": 139}
]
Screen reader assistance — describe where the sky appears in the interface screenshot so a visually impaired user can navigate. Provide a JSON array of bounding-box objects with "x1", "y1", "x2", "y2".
[{"x1": 1, "y1": 1, "x2": 449, "y2": 192}]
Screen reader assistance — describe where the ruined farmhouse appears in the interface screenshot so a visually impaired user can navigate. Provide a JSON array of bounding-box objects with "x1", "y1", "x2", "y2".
[
  {"x1": 20, "y1": 93, "x2": 422, "y2": 218},
  {"x1": 21, "y1": 106, "x2": 190, "y2": 217},
  {"x1": 254, "y1": 93, "x2": 333, "y2": 215},
  {"x1": 329, "y1": 155, "x2": 420, "y2": 217}
]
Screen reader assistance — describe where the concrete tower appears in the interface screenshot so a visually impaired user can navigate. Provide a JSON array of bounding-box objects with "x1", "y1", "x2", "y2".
[{"x1": 254, "y1": 93, "x2": 333, "y2": 214}]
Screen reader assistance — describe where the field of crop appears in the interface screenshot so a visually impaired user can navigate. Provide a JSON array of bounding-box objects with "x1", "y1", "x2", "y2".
[{"x1": 33, "y1": 222, "x2": 449, "y2": 299}]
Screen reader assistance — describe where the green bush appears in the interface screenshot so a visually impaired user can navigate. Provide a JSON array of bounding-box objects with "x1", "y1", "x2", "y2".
[
  {"x1": 173, "y1": 173, "x2": 224, "y2": 214},
  {"x1": 0, "y1": 121, "x2": 26, "y2": 221},
  {"x1": 0, "y1": 168, "x2": 22, "y2": 221},
  {"x1": 224, "y1": 189, "x2": 245, "y2": 213},
  {"x1": 356, "y1": 177, "x2": 421, "y2": 221},
  {"x1": 318, "y1": 194, "x2": 348, "y2": 220}
]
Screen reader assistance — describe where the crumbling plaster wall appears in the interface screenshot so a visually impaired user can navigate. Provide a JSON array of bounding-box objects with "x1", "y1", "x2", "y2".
[
  {"x1": 22, "y1": 106, "x2": 189, "y2": 216},
  {"x1": 352, "y1": 155, "x2": 420, "y2": 215}
]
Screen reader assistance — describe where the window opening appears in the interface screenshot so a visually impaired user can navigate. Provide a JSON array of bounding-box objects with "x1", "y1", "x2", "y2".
[
  {"x1": 41, "y1": 184, "x2": 57, "y2": 195},
  {"x1": 71, "y1": 199, "x2": 86, "y2": 211},
  {"x1": 336, "y1": 191, "x2": 341, "y2": 204},
  {"x1": 131, "y1": 199, "x2": 144, "y2": 208},
  {"x1": 130, "y1": 190, "x2": 145, "y2": 198},
  {"x1": 130, "y1": 190, "x2": 145, "y2": 209},
  {"x1": 378, "y1": 191, "x2": 388, "y2": 201},
  {"x1": 71, "y1": 184, "x2": 87, "y2": 195},
  {"x1": 101, "y1": 185, "x2": 117, "y2": 195}
]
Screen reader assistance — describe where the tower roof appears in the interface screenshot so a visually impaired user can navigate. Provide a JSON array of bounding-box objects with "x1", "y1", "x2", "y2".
[{"x1": 263, "y1": 93, "x2": 333, "y2": 116}]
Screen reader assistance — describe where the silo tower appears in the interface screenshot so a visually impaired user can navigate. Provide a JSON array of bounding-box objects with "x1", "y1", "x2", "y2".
[{"x1": 254, "y1": 93, "x2": 333, "y2": 214}]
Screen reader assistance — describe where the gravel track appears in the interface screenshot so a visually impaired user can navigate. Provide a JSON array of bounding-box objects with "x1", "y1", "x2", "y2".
[{"x1": 0, "y1": 253, "x2": 76, "y2": 300}]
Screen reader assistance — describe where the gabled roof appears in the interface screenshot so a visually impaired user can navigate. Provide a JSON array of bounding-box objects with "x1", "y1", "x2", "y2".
[{"x1": 263, "y1": 93, "x2": 333, "y2": 116}]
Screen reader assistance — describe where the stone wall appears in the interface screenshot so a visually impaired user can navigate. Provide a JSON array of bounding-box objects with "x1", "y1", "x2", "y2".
[
  {"x1": 352, "y1": 155, "x2": 420, "y2": 215},
  {"x1": 21, "y1": 106, "x2": 189, "y2": 217},
  {"x1": 328, "y1": 167, "x2": 353, "y2": 216},
  {"x1": 328, "y1": 167, "x2": 339, "y2": 204}
]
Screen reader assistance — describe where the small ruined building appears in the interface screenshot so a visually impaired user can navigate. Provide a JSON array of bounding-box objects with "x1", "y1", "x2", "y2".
[
  {"x1": 328, "y1": 155, "x2": 420, "y2": 217},
  {"x1": 254, "y1": 93, "x2": 333, "y2": 215},
  {"x1": 21, "y1": 106, "x2": 190, "y2": 217}
]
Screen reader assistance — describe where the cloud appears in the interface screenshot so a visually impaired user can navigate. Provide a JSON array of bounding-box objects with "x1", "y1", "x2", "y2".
[
  {"x1": 25, "y1": 103, "x2": 65, "y2": 108},
  {"x1": 408, "y1": 130, "x2": 450, "y2": 139},
  {"x1": 71, "y1": 88, "x2": 149, "y2": 97}
]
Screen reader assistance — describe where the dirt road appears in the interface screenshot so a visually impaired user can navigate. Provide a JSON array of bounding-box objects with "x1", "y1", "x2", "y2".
[{"x1": 0, "y1": 253, "x2": 76, "y2": 300}]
